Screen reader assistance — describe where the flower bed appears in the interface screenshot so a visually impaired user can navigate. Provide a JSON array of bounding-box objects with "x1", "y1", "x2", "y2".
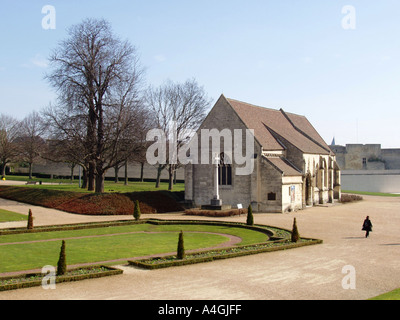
[
  {"x1": 0, "y1": 186, "x2": 184, "y2": 215},
  {"x1": 184, "y1": 208, "x2": 247, "y2": 217},
  {"x1": 128, "y1": 238, "x2": 323, "y2": 270},
  {"x1": 0, "y1": 265, "x2": 123, "y2": 292}
]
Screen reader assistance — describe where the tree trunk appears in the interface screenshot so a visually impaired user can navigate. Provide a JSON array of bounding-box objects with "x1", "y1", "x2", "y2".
[
  {"x1": 140, "y1": 162, "x2": 144, "y2": 182},
  {"x1": 95, "y1": 95, "x2": 105, "y2": 193},
  {"x1": 114, "y1": 164, "x2": 119, "y2": 183},
  {"x1": 155, "y1": 165, "x2": 163, "y2": 188},
  {"x1": 124, "y1": 160, "x2": 128, "y2": 186},
  {"x1": 81, "y1": 167, "x2": 88, "y2": 189},
  {"x1": 95, "y1": 170, "x2": 105, "y2": 193},
  {"x1": 88, "y1": 162, "x2": 95, "y2": 191},
  {"x1": 28, "y1": 163, "x2": 33, "y2": 180},
  {"x1": 70, "y1": 164, "x2": 75, "y2": 181},
  {"x1": 1, "y1": 161, "x2": 6, "y2": 178},
  {"x1": 168, "y1": 165, "x2": 175, "y2": 191}
]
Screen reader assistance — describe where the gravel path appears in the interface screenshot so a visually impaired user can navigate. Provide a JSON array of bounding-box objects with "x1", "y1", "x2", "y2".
[{"x1": 0, "y1": 194, "x2": 399, "y2": 300}]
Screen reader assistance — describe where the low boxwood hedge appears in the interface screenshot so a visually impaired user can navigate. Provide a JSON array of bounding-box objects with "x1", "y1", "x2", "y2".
[
  {"x1": 0, "y1": 265, "x2": 123, "y2": 292},
  {"x1": 128, "y1": 238, "x2": 323, "y2": 270}
]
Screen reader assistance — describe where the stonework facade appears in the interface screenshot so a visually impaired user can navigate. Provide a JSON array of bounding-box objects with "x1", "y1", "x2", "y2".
[
  {"x1": 330, "y1": 143, "x2": 400, "y2": 193},
  {"x1": 185, "y1": 95, "x2": 341, "y2": 213},
  {"x1": 330, "y1": 143, "x2": 400, "y2": 170}
]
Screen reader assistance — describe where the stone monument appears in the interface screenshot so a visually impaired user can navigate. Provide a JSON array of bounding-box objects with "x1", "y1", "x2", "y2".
[{"x1": 201, "y1": 153, "x2": 231, "y2": 210}]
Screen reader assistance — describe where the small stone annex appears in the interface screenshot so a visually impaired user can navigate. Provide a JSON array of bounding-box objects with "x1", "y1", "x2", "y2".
[{"x1": 184, "y1": 95, "x2": 341, "y2": 213}]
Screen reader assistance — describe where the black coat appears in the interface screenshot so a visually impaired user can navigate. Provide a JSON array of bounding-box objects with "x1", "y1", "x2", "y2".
[{"x1": 362, "y1": 219, "x2": 373, "y2": 232}]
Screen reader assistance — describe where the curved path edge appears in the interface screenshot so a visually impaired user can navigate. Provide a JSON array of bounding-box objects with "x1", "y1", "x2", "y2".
[{"x1": 0, "y1": 231, "x2": 242, "y2": 277}]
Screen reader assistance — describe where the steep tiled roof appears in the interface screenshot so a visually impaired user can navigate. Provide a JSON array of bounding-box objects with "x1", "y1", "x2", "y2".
[
  {"x1": 264, "y1": 157, "x2": 302, "y2": 176},
  {"x1": 226, "y1": 98, "x2": 331, "y2": 155}
]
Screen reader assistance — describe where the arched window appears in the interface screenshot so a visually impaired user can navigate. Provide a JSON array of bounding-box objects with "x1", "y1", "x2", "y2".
[{"x1": 219, "y1": 153, "x2": 232, "y2": 186}]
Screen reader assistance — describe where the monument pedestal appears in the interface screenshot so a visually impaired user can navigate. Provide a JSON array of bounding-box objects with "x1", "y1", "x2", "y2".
[
  {"x1": 201, "y1": 198, "x2": 231, "y2": 211},
  {"x1": 211, "y1": 198, "x2": 223, "y2": 206},
  {"x1": 201, "y1": 204, "x2": 232, "y2": 211}
]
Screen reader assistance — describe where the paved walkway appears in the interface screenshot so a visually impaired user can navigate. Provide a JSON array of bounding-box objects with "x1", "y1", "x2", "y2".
[{"x1": 0, "y1": 195, "x2": 399, "y2": 300}]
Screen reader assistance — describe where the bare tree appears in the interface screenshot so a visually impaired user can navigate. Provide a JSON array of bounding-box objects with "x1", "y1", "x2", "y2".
[
  {"x1": 16, "y1": 111, "x2": 47, "y2": 179},
  {"x1": 145, "y1": 79, "x2": 211, "y2": 190},
  {"x1": 42, "y1": 102, "x2": 91, "y2": 187},
  {"x1": 45, "y1": 18, "x2": 145, "y2": 193},
  {"x1": 0, "y1": 115, "x2": 21, "y2": 178}
]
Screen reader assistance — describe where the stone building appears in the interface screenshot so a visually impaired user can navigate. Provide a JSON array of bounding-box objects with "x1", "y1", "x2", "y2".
[
  {"x1": 330, "y1": 143, "x2": 400, "y2": 170},
  {"x1": 185, "y1": 95, "x2": 341, "y2": 213},
  {"x1": 330, "y1": 143, "x2": 400, "y2": 193}
]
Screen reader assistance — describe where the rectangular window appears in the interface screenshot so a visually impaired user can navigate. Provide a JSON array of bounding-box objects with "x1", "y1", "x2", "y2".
[{"x1": 268, "y1": 192, "x2": 276, "y2": 201}]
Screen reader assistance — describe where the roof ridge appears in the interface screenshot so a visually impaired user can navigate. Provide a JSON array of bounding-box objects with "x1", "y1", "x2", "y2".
[
  {"x1": 280, "y1": 109, "x2": 332, "y2": 154},
  {"x1": 226, "y1": 98, "x2": 282, "y2": 113}
]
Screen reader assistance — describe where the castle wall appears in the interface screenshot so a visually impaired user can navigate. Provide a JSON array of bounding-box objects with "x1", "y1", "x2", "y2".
[{"x1": 341, "y1": 170, "x2": 400, "y2": 193}]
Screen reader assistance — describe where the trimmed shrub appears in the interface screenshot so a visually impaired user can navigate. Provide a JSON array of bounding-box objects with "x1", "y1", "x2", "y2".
[
  {"x1": 291, "y1": 218, "x2": 300, "y2": 243},
  {"x1": 57, "y1": 240, "x2": 67, "y2": 276},
  {"x1": 177, "y1": 231, "x2": 185, "y2": 260},
  {"x1": 184, "y1": 209, "x2": 246, "y2": 217},
  {"x1": 133, "y1": 200, "x2": 141, "y2": 221},
  {"x1": 341, "y1": 194, "x2": 363, "y2": 203},
  {"x1": 27, "y1": 209, "x2": 34, "y2": 230},
  {"x1": 246, "y1": 205, "x2": 254, "y2": 226}
]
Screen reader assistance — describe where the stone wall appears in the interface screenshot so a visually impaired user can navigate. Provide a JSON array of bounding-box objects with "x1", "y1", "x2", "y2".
[
  {"x1": 381, "y1": 149, "x2": 400, "y2": 169},
  {"x1": 331, "y1": 144, "x2": 400, "y2": 170},
  {"x1": 33, "y1": 162, "x2": 184, "y2": 181}
]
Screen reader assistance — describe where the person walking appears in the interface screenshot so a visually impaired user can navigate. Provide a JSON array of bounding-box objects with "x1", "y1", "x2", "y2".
[{"x1": 362, "y1": 216, "x2": 373, "y2": 238}]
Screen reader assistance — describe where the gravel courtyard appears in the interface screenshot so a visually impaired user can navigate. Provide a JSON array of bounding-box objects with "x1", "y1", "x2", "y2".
[{"x1": 0, "y1": 194, "x2": 399, "y2": 300}]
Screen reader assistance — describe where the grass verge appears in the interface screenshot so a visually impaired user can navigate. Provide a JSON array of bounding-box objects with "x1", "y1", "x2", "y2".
[
  {"x1": 128, "y1": 238, "x2": 322, "y2": 270},
  {"x1": 369, "y1": 288, "x2": 400, "y2": 300},
  {"x1": 343, "y1": 190, "x2": 400, "y2": 197},
  {"x1": 0, "y1": 209, "x2": 27, "y2": 222}
]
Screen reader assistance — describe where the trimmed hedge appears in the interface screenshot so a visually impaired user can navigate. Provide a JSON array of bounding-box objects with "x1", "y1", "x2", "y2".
[
  {"x1": 128, "y1": 238, "x2": 323, "y2": 270},
  {"x1": 0, "y1": 265, "x2": 123, "y2": 292},
  {"x1": 184, "y1": 208, "x2": 246, "y2": 217}
]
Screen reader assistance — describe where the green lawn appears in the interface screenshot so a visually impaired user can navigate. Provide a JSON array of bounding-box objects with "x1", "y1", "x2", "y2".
[
  {"x1": 0, "y1": 209, "x2": 27, "y2": 222},
  {"x1": 370, "y1": 288, "x2": 400, "y2": 300},
  {"x1": 3, "y1": 176, "x2": 184, "y2": 193},
  {"x1": 343, "y1": 190, "x2": 400, "y2": 197},
  {"x1": 0, "y1": 223, "x2": 269, "y2": 273}
]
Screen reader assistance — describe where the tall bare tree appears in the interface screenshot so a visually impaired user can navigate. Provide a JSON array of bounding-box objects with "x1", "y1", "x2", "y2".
[
  {"x1": 45, "y1": 18, "x2": 145, "y2": 193},
  {"x1": 145, "y1": 79, "x2": 211, "y2": 190}
]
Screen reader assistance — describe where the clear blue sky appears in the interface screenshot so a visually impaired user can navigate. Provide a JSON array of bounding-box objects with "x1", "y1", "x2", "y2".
[{"x1": 0, "y1": 0, "x2": 399, "y2": 148}]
